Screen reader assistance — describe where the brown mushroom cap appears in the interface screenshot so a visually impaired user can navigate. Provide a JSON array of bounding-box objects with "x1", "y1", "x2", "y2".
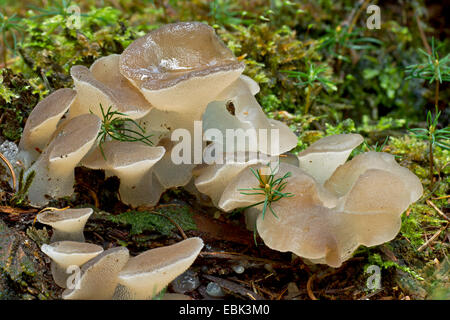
[
  {"x1": 119, "y1": 22, "x2": 244, "y2": 118},
  {"x1": 19, "y1": 88, "x2": 76, "y2": 160},
  {"x1": 69, "y1": 55, "x2": 152, "y2": 120},
  {"x1": 81, "y1": 141, "x2": 165, "y2": 206},
  {"x1": 26, "y1": 114, "x2": 101, "y2": 206},
  {"x1": 37, "y1": 208, "x2": 93, "y2": 242},
  {"x1": 297, "y1": 134, "x2": 364, "y2": 184},
  {"x1": 114, "y1": 237, "x2": 204, "y2": 300},
  {"x1": 41, "y1": 241, "x2": 103, "y2": 288},
  {"x1": 62, "y1": 246, "x2": 130, "y2": 300}
]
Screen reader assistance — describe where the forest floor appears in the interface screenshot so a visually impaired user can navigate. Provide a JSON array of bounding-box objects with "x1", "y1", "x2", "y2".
[{"x1": 0, "y1": 0, "x2": 449, "y2": 300}]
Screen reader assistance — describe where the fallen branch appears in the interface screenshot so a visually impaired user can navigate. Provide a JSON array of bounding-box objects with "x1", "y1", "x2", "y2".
[
  {"x1": 426, "y1": 199, "x2": 450, "y2": 222},
  {"x1": 0, "y1": 205, "x2": 37, "y2": 215},
  {"x1": 202, "y1": 274, "x2": 264, "y2": 300},
  {"x1": 418, "y1": 223, "x2": 449, "y2": 252},
  {"x1": 306, "y1": 274, "x2": 318, "y2": 300}
]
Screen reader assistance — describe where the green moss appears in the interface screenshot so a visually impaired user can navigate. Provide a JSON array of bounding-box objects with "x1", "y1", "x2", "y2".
[
  {"x1": 14, "y1": 6, "x2": 152, "y2": 89},
  {"x1": 0, "y1": 72, "x2": 19, "y2": 103},
  {"x1": 422, "y1": 258, "x2": 450, "y2": 299},
  {"x1": 0, "y1": 69, "x2": 39, "y2": 141},
  {"x1": 367, "y1": 252, "x2": 424, "y2": 281},
  {"x1": 25, "y1": 227, "x2": 50, "y2": 247},
  {"x1": 107, "y1": 206, "x2": 197, "y2": 237}
]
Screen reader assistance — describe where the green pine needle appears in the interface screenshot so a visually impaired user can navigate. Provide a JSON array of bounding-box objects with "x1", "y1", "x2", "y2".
[
  {"x1": 238, "y1": 163, "x2": 294, "y2": 244},
  {"x1": 94, "y1": 104, "x2": 153, "y2": 160}
]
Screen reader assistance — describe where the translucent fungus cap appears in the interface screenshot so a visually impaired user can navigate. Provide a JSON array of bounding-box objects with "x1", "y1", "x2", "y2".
[
  {"x1": 81, "y1": 141, "x2": 166, "y2": 206},
  {"x1": 219, "y1": 158, "x2": 423, "y2": 268},
  {"x1": 130, "y1": 108, "x2": 199, "y2": 189},
  {"x1": 69, "y1": 55, "x2": 152, "y2": 120},
  {"x1": 297, "y1": 134, "x2": 364, "y2": 184},
  {"x1": 239, "y1": 75, "x2": 260, "y2": 96},
  {"x1": 41, "y1": 241, "x2": 103, "y2": 288},
  {"x1": 115, "y1": 237, "x2": 204, "y2": 300},
  {"x1": 203, "y1": 77, "x2": 298, "y2": 155},
  {"x1": 194, "y1": 150, "x2": 302, "y2": 208},
  {"x1": 37, "y1": 208, "x2": 93, "y2": 242},
  {"x1": 19, "y1": 88, "x2": 76, "y2": 157},
  {"x1": 62, "y1": 246, "x2": 130, "y2": 300},
  {"x1": 194, "y1": 151, "x2": 264, "y2": 206},
  {"x1": 324, "y1": 151, "x2": 423, "y2": 201},
  {"x1": 119, "y1": 22, "x2": 244, "y2": 118},
  {"x1": 26, "y1": 114, "x2": 101, "y2": 206}
]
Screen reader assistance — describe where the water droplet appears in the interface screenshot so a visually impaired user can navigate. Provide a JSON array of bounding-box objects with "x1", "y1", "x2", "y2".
[
  {"x1": 232, "y1": 265, "x2": 245, "y2": 274},
  {"x1": 171, "y1": 270, "x2": 200, "y2": 294},
  {"x1": 206, "y1": 282, "x2": 225, "y2": 297}
]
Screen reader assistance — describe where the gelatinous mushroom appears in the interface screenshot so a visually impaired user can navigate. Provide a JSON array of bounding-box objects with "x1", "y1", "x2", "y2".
[
  {"x1": 81, "y1": 141, "x2": 165, "y2": 206},
  {"x1": 69, "y1": 54, "x2": 152, "y2": 120},
  {"x1": 194, "y1": 148, "x2": 302, "y2": 208},
  {"x1": 239, "y1": 74, "x2": 260, "y2": 96},
  {"x1": 37, "y1": 208, "x2": 93, "y2": 242},
  {"x1": 114, "y1": 237, "x2": 204, "y2": 300},
  {"x1": 153, "y1": 137, "x2": 198, "y2": 189},
  {"x1": 218, "y1": 157, "x2": 422, "y2": 267},
  {"x1": 297, "y1": 134, "x2": 364, "y2": 184},
  {"x1": 41, "y1": 241, "x2": 103, "y2": 288},
  {"x1": 203, "y1": 77, "x2": 297, "y2": 155},
  {"x1": 18, "y1": 88, "x2": 77, "y2": 166},
  {"x1": 325, "y1": 151, "x2": 423, "y2": 201},
  {"x1": 119, "y1": 22, "x2": 244, "y2": 119},
  {"x1": 26, "y1": 114, "x2": 101, "y2": 206},
  {"x1": 62, "y1": 246, "x2": 130, "y2": 300},
  {"x1": 128, "y1": 107, "x2": 199, "y2": 189},
  {"x1": 194, "y1": 151, "x2": 264, "y2": 206}
]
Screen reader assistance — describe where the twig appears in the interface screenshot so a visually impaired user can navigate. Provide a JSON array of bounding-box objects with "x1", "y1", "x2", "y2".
[
  {"x1": 199, "y1": 251, "x2": 290, "y2": 267},
  {"x1": 415, "y1": 14, "x2": 431, "y2": 55},
  {"x1": 77, "y1": 182, "x2": 100, "y2": 208},
  {"x1": 150, "y1": 210, "x2": 187, "y2": 240},
  {"x1": 0, "y1": 56, "x2": 20, "y2": 69},
  {"x1": 347, "y1": 0, "x2": 371, "y2": 34},
  {"x1": 0, "y1": 205, "x2": 37, "y2": 215},
  {"x1": 432, "y1": 195, "x2": 450, "y2": 200},
  {"x1": 417, "y1": 223, "x2": 449, "y2": 252},
  {"x1": 276, "y1": 286, "x2": 289, "y2": 300},
  {"x1": 426, "y1": 199, "x2": 450, "y2": 222},
  {"x1": 33, "y1": 206, "x2": 70, "y2": 226},
  {"x1": 358, "y1": 288, "x2": 382, "y2": 300},
  {"x1": 0, "y1": 151, "x2": 16, "y2": 190},
  {"x1": 157, "y1": 203, "x2": 181, "y2": 208},
  {"x1": 306, "y1": 274, "x2": 318, "y2": 300},
  {"x1": 203, "y1": 274, "x2": 264, "y2": 300},
  {"x1": 232, "y1": 278, "x2": 277, "y2": 300}
]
